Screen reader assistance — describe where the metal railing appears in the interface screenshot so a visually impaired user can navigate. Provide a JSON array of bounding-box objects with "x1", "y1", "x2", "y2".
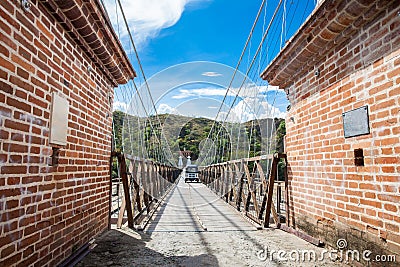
[
  {"x1": 199, "y1": 153, "x2": 289, "y2": 228},
  {"x1": 110, "y1": 152, "x2": 181, "y2": 228}
]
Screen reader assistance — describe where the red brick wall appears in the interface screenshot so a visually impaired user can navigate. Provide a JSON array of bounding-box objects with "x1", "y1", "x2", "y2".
[
  {"x1": 0, "y1": 1, "x2": 116, "y2": 266},
  {"x1": 285, "y1": 5, "x2": 400, "y2": 259}
]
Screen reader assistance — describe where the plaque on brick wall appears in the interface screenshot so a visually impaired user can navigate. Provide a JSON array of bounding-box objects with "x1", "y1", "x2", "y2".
[
  {"x1": 342, "y1": 106, "x2": 370, "y2": 138},
  {"x1": 49, "y1": 92, "x2": 69, "y2": 146}
]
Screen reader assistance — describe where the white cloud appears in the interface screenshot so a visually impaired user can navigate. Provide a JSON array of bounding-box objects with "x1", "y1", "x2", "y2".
[
  {"x1": 157, "y1": 103, "x2": 179, "y2": 114},
  {"x1": 172, "y1": 87, "x2": 233, "y2": 99},
  {"x1": 104, "y1": 0, "x2": 208, "y2": 48},
  {"x1": 202, "y1": 71, "x2": 222, "y2": 77},
  {"x1": 258, "y1": 101, "x2": 286, "y2": 119},
  {"x1": 171, "y1": 89, "x2": 194, "y2": 99},
  {"x1": 258, "y1": 85, "x2": 280, "y2": 93},
  {"x1": 113, "y1": 101, "x2": 129, "y2": 112},
  {"x1": 168, "y1": 85, "x2": 286, "y2": 121},
  {"x1": 170, "y1": 85, "x2": 283, "y2": 100},
  {"x1": 230, "y1": 85, "x2": 282, "y2": 98},
  {"x1": 217, "y1": 97, "x2": 286, "y2": 123}
]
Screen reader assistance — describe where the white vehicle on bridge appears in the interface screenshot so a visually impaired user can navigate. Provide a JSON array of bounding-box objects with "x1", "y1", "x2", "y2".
[{"x1": 185, "y1": 165, "x2": 200, "y2": 183}]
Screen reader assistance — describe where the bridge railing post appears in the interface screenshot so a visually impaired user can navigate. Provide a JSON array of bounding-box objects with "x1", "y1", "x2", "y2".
[
  {"x1": 200, "y1": 153, "x2": 287, "y2": 228},
  {"x1": 116, "y1": 153, "x2": 135, "y2": 229},
  {"x1": 263, "y1": 154, "x2": 279, "y2": 228}
]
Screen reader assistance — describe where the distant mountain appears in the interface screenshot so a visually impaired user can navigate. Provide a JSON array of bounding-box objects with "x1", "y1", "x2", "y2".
[{"x1": 112, "y1": 111, "x2": 285, "y2": 164}]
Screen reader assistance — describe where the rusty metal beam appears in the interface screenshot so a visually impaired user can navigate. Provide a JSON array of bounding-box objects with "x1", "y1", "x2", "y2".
[
  {"x1": 110, "y1": 153, "x2": 182, "y2": 229},
  {"x1": 118, "y1": 153, "x2": 134, "y2": 228},
  {"x1": 201, "y1": 153, "x2": 288, "y2": 230},
  {"x1": 263, "y1": 155, "x2": 278, "y2": 228},
  {"x1": 279, "y1": 224, "x2": 324, "y2": 247},
  {"x1": 283, "y1": 154, "x2": 290, "y2": 226},
  {"x1": 116, "y1": 195, "x2": 126, "y2": 228}
]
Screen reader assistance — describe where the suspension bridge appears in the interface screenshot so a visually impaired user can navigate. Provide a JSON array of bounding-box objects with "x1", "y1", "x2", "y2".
[
  {"x1": 98, "y1": 152, "x2": 326, "y2": 267},
  {"x1": 1, "y1": 0, "x2": 398, "y2": 265},
  {"x1": 82, "y1": 1, "x2": 335, "y2": 266},
  {"x1": 110, "y1": 152, "x2": 289, "y2": 232},
  {"x1": 107, "y1": 0, "x2": 299, "y2": 234},
  {"x1": 76, "y1": 0, "x2": 399, "y2": 265}
]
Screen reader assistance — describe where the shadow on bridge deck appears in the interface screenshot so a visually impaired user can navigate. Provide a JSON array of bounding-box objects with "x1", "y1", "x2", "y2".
[
  {"x1": 78, "y1": 176, "x2": 348, "y2": 267},
  {"x1": 76, "y1": 228, "x2": 219, "y2": 267},
  {"x1": 145, "y1": 177, "x2": 257, "y2": 233}
]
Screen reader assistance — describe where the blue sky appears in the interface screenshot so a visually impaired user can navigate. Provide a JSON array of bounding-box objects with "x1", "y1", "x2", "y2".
[
  {"x1": 132, "y1": 1, "x2": 262, "y2": 75},
  {"x1": 106, "y1": 0, "x2": 318, "y2": 121}
]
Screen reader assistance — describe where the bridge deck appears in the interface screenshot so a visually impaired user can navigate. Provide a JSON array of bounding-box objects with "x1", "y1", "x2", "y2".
[
  {"x1": 77, "y1": 175, "x2": 345, "y2": 266},
  {"x1": 145, "y1": 178, "x2": 256, "y2": 233}
]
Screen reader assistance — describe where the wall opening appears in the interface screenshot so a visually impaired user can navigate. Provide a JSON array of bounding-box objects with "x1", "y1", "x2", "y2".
[{"x1": 354, "y1": 148, "x2": 364, "y2": 166}]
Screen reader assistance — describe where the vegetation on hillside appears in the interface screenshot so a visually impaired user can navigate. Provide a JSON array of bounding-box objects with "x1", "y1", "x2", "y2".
[{"x1": 111, "y1": 111, "x2": 286, "y2": 178}]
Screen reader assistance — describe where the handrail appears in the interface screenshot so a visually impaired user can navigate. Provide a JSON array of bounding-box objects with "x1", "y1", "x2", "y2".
[
  {"x1": 110, "y1": 152, "x2": 182, "y2": 229},
  {"x1": 199, "y1": 153, "x2": 288, "y2": 228}
]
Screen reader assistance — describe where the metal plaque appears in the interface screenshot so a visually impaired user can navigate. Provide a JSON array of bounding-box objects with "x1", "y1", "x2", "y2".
[{"x1": 342, "y1": 106, "x2": 370, "y2": 138}]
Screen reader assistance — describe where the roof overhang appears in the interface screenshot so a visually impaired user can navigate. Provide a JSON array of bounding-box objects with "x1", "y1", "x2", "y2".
[
  {"x1": 260, "y1": 0, "x2": 396, "y2": 88},
  {"x1": 40, "y1": 0, "x2": 136, "y2": 86}
]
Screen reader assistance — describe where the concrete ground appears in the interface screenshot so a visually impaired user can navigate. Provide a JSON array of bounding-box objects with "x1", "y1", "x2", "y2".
[{"x1": 77, "y1": 178, "x2": 349, "y2": 267}]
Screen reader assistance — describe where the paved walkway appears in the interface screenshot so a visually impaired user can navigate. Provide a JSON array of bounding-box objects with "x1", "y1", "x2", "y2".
[
  {"x1": 145, "y1": 178, "x2": 256, "y2": 233},
  {"x1": 77, "y1": 176, "x2": 348, "y2": 266}
]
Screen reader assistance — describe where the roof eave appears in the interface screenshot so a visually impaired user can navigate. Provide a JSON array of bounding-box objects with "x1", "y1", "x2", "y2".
[
  {"x1": 260, "y1": 0, "x2": 392, "y2": 89},
  {"x1": 40, "y1": 0, "x2": 136, "y2": 86}
]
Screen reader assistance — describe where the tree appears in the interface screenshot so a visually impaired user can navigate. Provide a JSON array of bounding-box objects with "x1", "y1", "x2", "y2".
[
  {"x1": 112, "y1": 110, "x2": 124, "y2": 152},
  {"x1": 275, "y1": 119, "x2": 286, "y2": 181},
  {"x1": 275, "y1": 119, "x2": 286, "y2": 153}
]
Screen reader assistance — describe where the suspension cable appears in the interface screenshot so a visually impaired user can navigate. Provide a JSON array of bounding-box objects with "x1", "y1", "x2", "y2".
[
  {"x1": 204, "y1": 0, "x2": 267, "y2": 148},
  {"x1": 115, "y1": 0, "x2": 176, "y2": 165},
  {"x1": 199, "y1": 0, "x2": 284, "y2": 166}
]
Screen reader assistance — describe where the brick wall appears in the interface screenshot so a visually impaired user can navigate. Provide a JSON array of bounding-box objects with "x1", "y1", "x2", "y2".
[
  {"x1": 286, "y1": 4, "x2": 399, "y2": 262},
  {"x1": 0, "y1": 0, "x2": 133, "y2": 266},
  {"x1": 262, "y1": 0, "x2": 399, "y2": 265}
]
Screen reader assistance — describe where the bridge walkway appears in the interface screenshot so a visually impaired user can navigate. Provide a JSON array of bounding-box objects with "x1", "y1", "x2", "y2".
[
  {"x1": 145, "y1": 177, "x2": 257, "y2": 233},
  {"x1": 77, "y1": 175, "x2": 344, "y2": 267}
]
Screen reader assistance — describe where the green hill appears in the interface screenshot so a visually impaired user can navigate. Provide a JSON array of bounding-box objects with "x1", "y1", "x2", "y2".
[{"x1": 112, "y1": 111, "x2": 285, "y2": 163}]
